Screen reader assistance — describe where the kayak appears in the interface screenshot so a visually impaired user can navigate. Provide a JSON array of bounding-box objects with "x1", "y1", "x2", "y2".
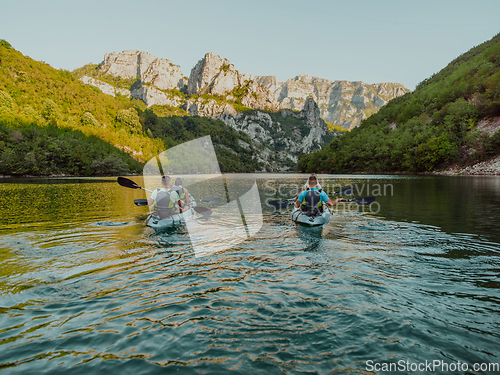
[
  {"x1": 291, "y1": 206, "x2": 332, "y2": 227},
  {"x1": 145, "y1": 195, "x2": 197, "y2": 231}
]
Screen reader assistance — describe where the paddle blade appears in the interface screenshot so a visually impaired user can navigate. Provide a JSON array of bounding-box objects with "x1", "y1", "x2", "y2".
[
  {"x1": 334, "y1": 187, "x2": 354, "y2": 195},
  {"x1": 118, "y1": 177, "x2": 140, "y2": 189},
  {"x1": 346, "y1": 196, "x2": 376, "y2": 205},
  {"x1": 268, "y1": 200, "x2": 293, "y2": 210},
  {"x1": 134, "y1": 199, "x2": 149, "y2": 206},
  {"x1": 199, "y1": 197, "x2": 221, "y2": 205},
  {"x1": 193, "y1": 206, "x2": 212, "y2": 216}
]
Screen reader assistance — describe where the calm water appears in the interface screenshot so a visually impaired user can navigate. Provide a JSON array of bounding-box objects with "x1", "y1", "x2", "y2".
[{"x1": 0, "y1": 175, "x2": 499, "y2": 374}]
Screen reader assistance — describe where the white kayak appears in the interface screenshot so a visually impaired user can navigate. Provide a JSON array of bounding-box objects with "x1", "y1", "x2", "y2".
[
  {"x1": 291, "y1": 206, "x2": 332, "y2": 227},
  {"x1": 145, "y1": 195, "x2": 197, "y2": 231}
]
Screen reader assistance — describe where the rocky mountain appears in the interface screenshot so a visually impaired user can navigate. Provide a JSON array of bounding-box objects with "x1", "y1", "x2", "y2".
[
  {"x1": 252, "y1": 73, "x2": 409, "y2": 129},
  {"x1": 76, "y1": 50, "x2": 409, "y2": 129},
  {"x1": 219, "y1": 97, "x2": 333, "y2": 170},
  {"x1": 186, "y1": 52, "x2": 281, "y2": 112},
  {"x1": 101, "y1": 50, "x2": 187, "y2": 91}
]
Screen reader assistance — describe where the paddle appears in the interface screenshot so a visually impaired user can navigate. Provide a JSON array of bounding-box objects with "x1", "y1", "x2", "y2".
[
  {"x1": 134, "y1": 198, "x2": 219, "y2": 206},
  {"x1": 267, "y1": 196, "x2": 376, "y2": 209},
  {"x1": 134, "y1": 199, "x2": 149, "y2": 206},
  {"x1": 343, "y1": 196, "x2": 376, "y2": 205},
  {"x1": 267, "y1": 198, "x2": 295, "y2": 209},
  {"x1": 194, "y1": 197, "x2": 220, "y2": 205},
  {"x1": 117, "y1": 177, "x2": 153, "y2": 193},
  {"x1": 331, "y1": 186, "x2": 354, "y2": 195},
  {"x1": 193, "y1": 206, "x2": 212, "y2": 216},
  {"x1": 120, "y1": 177, "x2": 220, "y2": 204},
  {"x1": 133, "y1": 199, "x2": 212, "y2": 216}
]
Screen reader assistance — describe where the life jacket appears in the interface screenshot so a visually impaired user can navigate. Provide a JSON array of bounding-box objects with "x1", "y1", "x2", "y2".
[
  {"x1": 172, "y1": 185, "x2": 187, "y2": 202},
  {"x1": 154, "y1": 188, "x2": 175, "y2": 219},
  {"x1": 301, "y1": 188, "x2": 324, "y2": 216}
]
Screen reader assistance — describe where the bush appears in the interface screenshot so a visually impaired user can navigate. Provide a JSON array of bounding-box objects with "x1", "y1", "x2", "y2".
[
  {"x1": 80, "y1": 112, "x2": 99, "y2": 127},
  {"x1": 117, "y1": 108, "x2": 141, "y2": 130},
  {"x1": 20, "y1": 106, "x2": 43, "y2": 124},
  {"x1": 0, "y1": 90, "x2": 15, "y2": 110},
  {"x1": 0, "y1": 39, "x2": 12, "y2": 49},
  {"x1": 41, "y1": 99, "x2": 60, "y2": 122}
]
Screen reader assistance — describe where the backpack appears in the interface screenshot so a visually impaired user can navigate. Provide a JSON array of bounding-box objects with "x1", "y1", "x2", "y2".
[
  {"x1": 155, "y1": 188, "x2": 175, "y2": 219},
  {"x1": 172, "y1": 185, "x2": 187, "y2": 202},
  {"x1": 301, "y1": 188, "x2": 324, "y2": 216}
]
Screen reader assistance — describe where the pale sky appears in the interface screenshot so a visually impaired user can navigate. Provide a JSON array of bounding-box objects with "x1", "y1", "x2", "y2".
[{"x1": 1, "y1": 0, "x2": 499, "y2": 90}]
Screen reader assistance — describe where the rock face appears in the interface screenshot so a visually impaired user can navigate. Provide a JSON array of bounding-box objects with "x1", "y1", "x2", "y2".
[
  {"x1": 187, "y1": 53, "x2": 281, "y2": 112},
  {"x1": 101, "y1": 51, "x2": 157, "y2": 79},
  {"x1": 184, "y1": 98, "x2": 238, "y2": 117},
  {"x1": 141, "y1": 58, "x2": 186, "y2": 91},
  {"x1": 254, "y1": 73, "x2": 409, "y2": 129},
  {"x1": 78, "y1": 50, "x2": 409, "y2": 130},
  {"x1": 130, "y1": 86, "x2": 183, "y2": 107},
  {"x1": 187, "y1": 52, "x2": 234, "y2": 95},
  {"x1": 218, "y1": 97, "x2": 333, "y2": 171},
  {"x1": 79, "y1": 76, "x2": 130, "y2": 97},
  {"x1": 93, "y1": 50, "x2": 186, "y2": 106}
]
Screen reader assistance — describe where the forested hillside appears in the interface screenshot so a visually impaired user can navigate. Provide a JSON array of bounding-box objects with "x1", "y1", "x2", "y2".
[
  {"x1": 0, "y1": 40, "x2": 262, "y2": 176},
  {"x1": 140, "y1": 110, "x2": 261, "y2": 172},
  {"x1": 299, "y1": 33, "x2": 500, "y2": 173}
]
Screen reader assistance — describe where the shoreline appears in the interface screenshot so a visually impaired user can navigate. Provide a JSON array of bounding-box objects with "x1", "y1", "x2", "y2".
[
  {"x1": 432, "y1": 154, "x2": 500, "y2": 176},
  {"x1": 2, "y1": 156, "x2": 500, "y2": 179}
]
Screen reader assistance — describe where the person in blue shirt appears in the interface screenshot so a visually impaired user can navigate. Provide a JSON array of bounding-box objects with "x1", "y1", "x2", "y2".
[
  {"x1": 295, "y1": 174, "x2": 343, "y2": 215},
  {"x1": 294, "y1": 173, "x2": 322, "y2": 201}
]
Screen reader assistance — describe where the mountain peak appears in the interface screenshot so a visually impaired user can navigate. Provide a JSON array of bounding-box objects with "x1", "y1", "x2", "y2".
[
  {"x1": 79, "y1": 49, "x2": 409, "y2": 129},
  {"x1": 297, "y1": 72, "x2": 313, "y2": 81}
]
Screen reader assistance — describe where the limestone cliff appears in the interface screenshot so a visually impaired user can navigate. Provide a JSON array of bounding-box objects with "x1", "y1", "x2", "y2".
[
  {"x1": 187, "y1": 53, "x2": 281, "y2": 112},
  {"x1": 76, "y1": 50, "x2": 409, "y2": 130},
  {"x1": 101, "y1": 51, "x2": 157, "y2": 79},
  {"x1": 92, "y1": 50, "x2": 186, "y2": 106},
  {"x1": 184, "y1": 97, "x2": 238, "y2": 117},
  {"x1": 218, "y1": 97, "x2": 334, "y2": 171},
  {"x1": 79, "y1": 76, "x2": 130, "y2": 97},
  {"x1": 254, "y1": 73, "x2": 409, "y2": 129}
]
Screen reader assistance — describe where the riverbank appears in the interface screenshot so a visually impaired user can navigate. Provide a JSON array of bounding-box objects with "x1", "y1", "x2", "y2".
[
  {"x1": 2, "y1": 155, "x2": 500, "y2": 178},
  {"x1": 435, "y1": 117, "x2": 500, "y2": 176},
  {"x1": 435, "y1": 154, "x2": 500, "y2": 176}
]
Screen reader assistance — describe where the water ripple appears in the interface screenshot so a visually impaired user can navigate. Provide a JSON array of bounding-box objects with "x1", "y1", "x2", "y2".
[{"x1": 1, "y1": 178, "x2": 500, "y2": 374}]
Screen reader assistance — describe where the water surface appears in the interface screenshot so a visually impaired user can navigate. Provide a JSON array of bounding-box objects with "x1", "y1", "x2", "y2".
[{"x1": 0, "y1": 175, "x2": 499, "y2": 374}]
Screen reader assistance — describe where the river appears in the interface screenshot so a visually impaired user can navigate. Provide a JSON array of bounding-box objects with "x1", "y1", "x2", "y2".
[{"x1": 0, "y1": 174, "x2": 499, "y2": 374}]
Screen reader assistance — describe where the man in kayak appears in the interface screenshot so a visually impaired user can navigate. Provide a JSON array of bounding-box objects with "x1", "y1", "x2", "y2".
[
  {"x1": 148, "y1": 176, "x2": 187, "y2": 218},
  {"x1": 172, "y1": 177, "x2": 192, "y2": 205},
  {"x1": 295, "y1": 174, "x2": 343, "y2": 215},
  {"x1": 294, "y1": 173, "x2": 322, "y2": 200}
]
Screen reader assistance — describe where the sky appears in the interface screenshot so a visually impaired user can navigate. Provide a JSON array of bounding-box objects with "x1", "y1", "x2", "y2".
[{"x1": 1, "y1": 0, "x2": 499, "y2": 90}]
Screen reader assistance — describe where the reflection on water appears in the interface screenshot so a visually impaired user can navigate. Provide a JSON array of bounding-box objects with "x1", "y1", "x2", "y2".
[{"x1": 0, "y1": 175, "x2": 499, "y2": 374}]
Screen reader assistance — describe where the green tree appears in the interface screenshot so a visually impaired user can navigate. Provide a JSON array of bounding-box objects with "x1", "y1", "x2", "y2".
[
  {"x1": 41, "y1": 99, "x2": 60, "y2": 122},
  {"x1": 81, "y1": 112, "x2": 99, "y2": 127},
  {"x1": 0, "y1": 90, "x2": 15, "y2": 110},
  {"x1": 117, "y1": 108, "x2": 141, "y2": 130},
  {"x1": 91, "y1": 154, "x2": 130, "y2": 176}
]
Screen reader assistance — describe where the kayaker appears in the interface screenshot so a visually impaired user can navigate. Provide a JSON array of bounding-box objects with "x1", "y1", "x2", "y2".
[
  {"x1": 172, "y1": 177, "x2": 192, "y2": 204},
  {"x1": 295, "y1": 174, "x2": 343, "y2": 215},
  {"x1": 148, "y1": 175, "x2": 187, "y2": 218},
  {"x1": 295, "y1": 173, "x2": 322, "y2": 200}
]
